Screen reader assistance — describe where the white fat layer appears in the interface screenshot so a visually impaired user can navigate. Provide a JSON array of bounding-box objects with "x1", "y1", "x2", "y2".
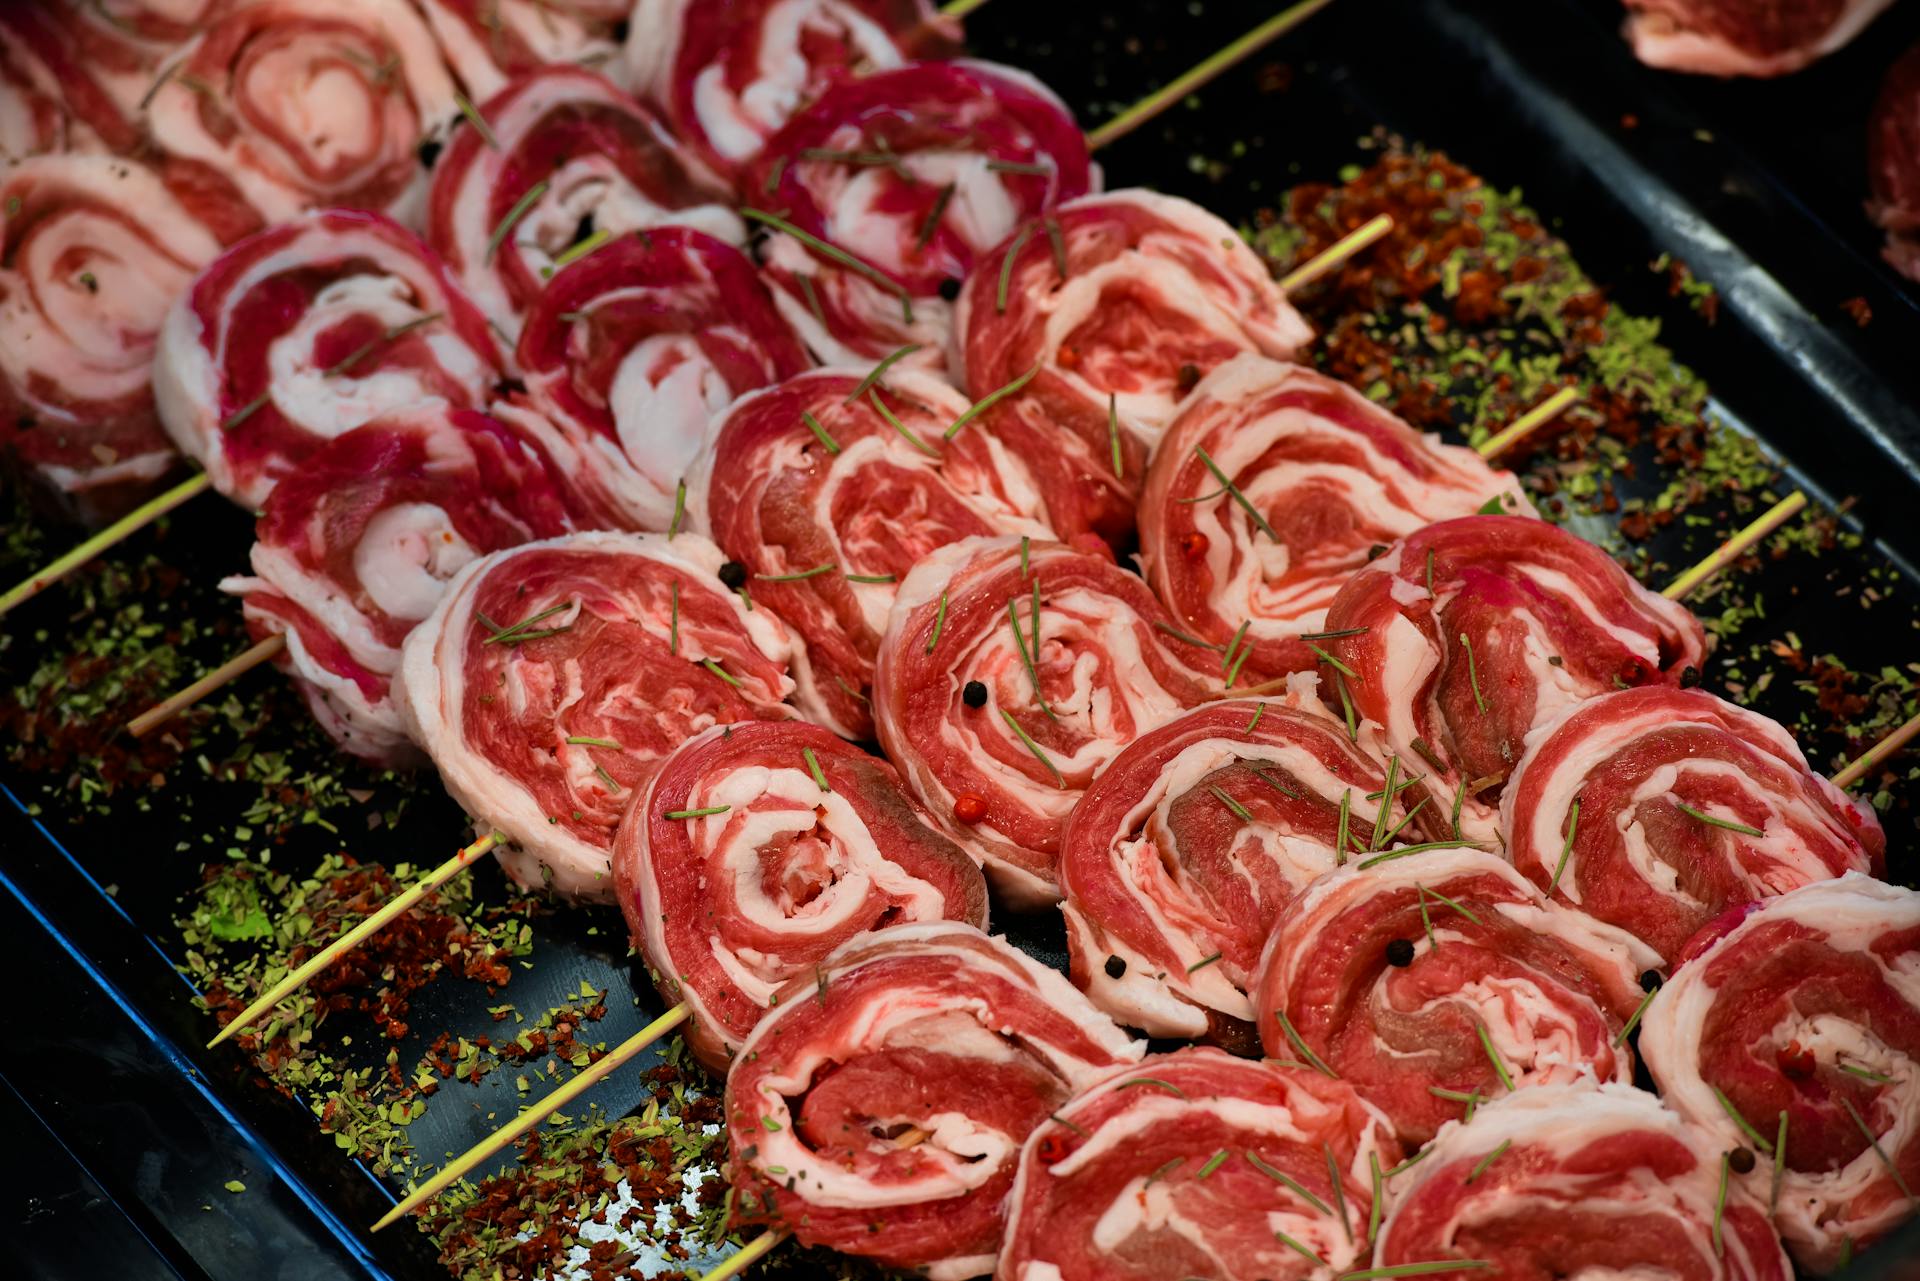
[
  {"x1": 763, "y1": 232, "x2": 954, "y2": 365},
  {"x1": 1638, "y1": 873, "x2": 1920, "y2": 1268},
  {"x1": 610, "y1": 331, "x2": 736, "y2": 496}
]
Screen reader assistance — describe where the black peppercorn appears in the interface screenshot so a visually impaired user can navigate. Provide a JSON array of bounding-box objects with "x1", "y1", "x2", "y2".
[
  {"x1": 1176, "y1": 362, "x2": 1201, "y2": 393},
  {"x1": 938, "y1": 277, "x2": 963, "y2": 301},
  {"x1": 718, "y1": 561, "x2": 748, "y2": 589},
  {"x1": 1104, "y1": 955, "x2": 1126, "y2": 979},
  {"x1": 417, "y1": 138, "x2": 443, "y2": 169},
  {"x1": 1366, "y1": 544, "x2": 1389, "y2": 561},
  {"x1": 962, "y1": 680, "x2": 988, "y2": 708},
  {"x1": 1385, "y1": 938, "x2": 1416, "y2": 967},
  {"x1": 1728, "y1": 1147, "x2": 1756, "y2": 1174},
  {"x1": 1640, "y1": 969, "x2": 1663, "y2": 992},
  {"x1": 1680, "y1": 665, "x2": 1702, "y2": 688}
]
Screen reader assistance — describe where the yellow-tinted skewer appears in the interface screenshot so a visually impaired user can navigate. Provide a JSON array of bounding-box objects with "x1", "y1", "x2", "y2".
[
  {"x1": 206, "y1": 832, "x2": 503, "y2": 1048},
  {"x1": 1833, "y1": 711, "x2": 1920, "y2": 790},
  {"x1": 128, "y1": 633, "x2": 286, "y2": 738},
  {"x1": 1661, "y1": 491, "x2": 1807, "y2": 602},
  {"x1": 0, "y1": 472, "x2": 212, "y2": 617},
  {"x1": 1477, "y1": 386, "x2": 1580, "y2": 461},
  {"x1": 939, "y1": 0, "x2": 992, "y2": 17},
  {"x1": 1278, "y1": 213, "x2": 1392, "y2": 294},
  {"x1": 370, "y1": 1002, "x2": 691, "y2": 1231}
]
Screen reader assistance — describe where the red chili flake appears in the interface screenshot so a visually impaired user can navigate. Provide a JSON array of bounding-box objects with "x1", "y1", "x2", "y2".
[
  {"x1": 1180, "y1": 531, "x2": 1211, "y2": 560},
  {"x1": 953, "y1": 794, "x2": 988, "y2": 824},
  {"x1": 1840, "y1": 296, "x2": 1873, "y2": 328},
  {"x1": 1777, "y1": 1042, "x2": 1817, "y2": 1078}
]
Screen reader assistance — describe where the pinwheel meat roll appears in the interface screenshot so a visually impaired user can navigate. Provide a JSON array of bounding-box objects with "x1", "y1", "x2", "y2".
[
  {"x1": 1252, "y1": 847, "x2": 1657, "y2": 1145},
  {"x1": 1323, "y1": 514, "x2": 1706, "y2": 842},
  {"x1": 724, "y1": 921, "x2": 1142, "y2": 1280},
  {"x1": 613, "y1": 720, "x2": 989, "y2": 1070},
  {"x1": 873, "y1": 535, "x2": 1221, "y2": 906},
  {"x1": 691, "y1": 366, "x2": 1055, "y2": 739},
  {"x1": 396, "y1": 531, "x2": 797, "y2": 899},
  {"x1": 1060, "y1": 679, "x2": 1439, "y2": 1046},
  {"x1": 0, "y1": 156, "x2": 225, "y2": 511},
  {"x1": 1140, "y1": 355, "x2": 1531, "y2": 683},
  {"x1": 220, "y1": 408, "x2": 580, "y2": 767},
  {"x1": 412, "y1": 0, "x2": 625, "y2": 102},
  {"x1": 424, "y1": 66, "x2": 742, "y2": 342},
  {"x1": 514, "y1": 227, "x2": 811, "y2": 530},
  {"x1": 1623, "y1": 0, "x2": 1894, "y2": 77},
  {"x1": 0, "y1": 2, "x2": 148, "y2": 156},
  {"x1": 154, "y1": 208, "x2": 504, "y2": 510},
  {"x1": 1374, "y1": 1081, "x2": 1791, "y2": 1280},
  {"x1": 1504, "y1": 685, "x2": 1885, "y2": 966},
  {"x1": 747, "y1": 59, "x2": 1094, "y2": 366},
  {"x1": 1870, "y1": 42, "x2": 1920, "y2": 282},
  {"x1": 625, "y1": 0, "x2": 957, "y2": 183},
  {"x1": 1640, "y1": 873, "x2": 1920, "y2": 1272},
  {"x1": 1000, "y1": 1047, "x2": 1402, "y2": 1281},
  {"x1": 144, "y1": 0, "x2": 457, "y2": 226}
]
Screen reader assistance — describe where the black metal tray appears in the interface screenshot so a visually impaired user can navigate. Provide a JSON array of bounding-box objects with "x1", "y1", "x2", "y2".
[{"x1": 5, "y1": 1, "x2": 1919, "y2": 1277}]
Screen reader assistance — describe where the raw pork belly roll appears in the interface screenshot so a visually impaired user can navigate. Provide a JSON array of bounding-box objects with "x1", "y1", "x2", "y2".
[
  {"x1": 514, "y1": 227, "x2": 811, "y2": 530},
  {"x1": 1640, "y1": 874, "x2": 1920, "y2": 1272},
  {"x1": 143, "y1": 0, "x2": 458, "y2": 226},
  {"x1": 1252, "y1": 847, "x2": 1656, "y2": 1145},
  {"x1": 1623, "y1": 0, "x2": 1895, "y2": 77},
  {"x1": 692, "y1": 366, "x2": 1055, "y2": 739},
  {"x1": 1323, "y1": 514, "x2": 1706, "y2": 842},
  {"x1": 748, "y1": 60, "x2": 1094, "y2": 366},
  {"x1": 424, "y1": 67, "x2": 742, "y2": 342},
  {"x1": 1140, "y1": 355, "x2": 1531, "y2": 683},
  {"x1": 1374, "y1": 1082, "x2": 1791, "y2": 1281},
  {"x1": 1504, "y1": 686, "x2": 1885, "y2": 966},
  {"x1": 723, "y1": 921, "x2": 1142, "y2": 1280},
  {"x1": 412, "y1": 0, "x2": 625, "y2": 102},
  {"x1": 0, "y1": 157, "x2": 224, "y2": 509},
  {"x1": 0, "y1": 2, "x2": 148, "y2": 156},
  {"x1": 999, "y1": 1047, "x2": 1401, "y2": 1281},
  {"x1": 1059, "y1": 680, "x2": 1437, "y2": 1046},
  {"x1": 625, "y1": 0, "x2": 957, "y2": 184},
  {"x1": 220, "y1": 408, "x2": 579, "y2": 767},
  {"x1": 1870, "y1": 42, "x2": 1920, "y2": 281},
  {"x1": 613, "y1": 720, "x2": 990, "y2": 1070},
  {"x1": 154, "y1": 209, "x2": 503, "y2": 510},
  {"x1": 396, "y1": 531, "x2": 797, "y2": 899},
  {"x1": 873, "y1": 535, "x2": 1221, "y2": 905}
]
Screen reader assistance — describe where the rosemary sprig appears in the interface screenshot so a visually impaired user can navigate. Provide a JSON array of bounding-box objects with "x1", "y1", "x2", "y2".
[
  {"x1": 1475, "y1": 1023, "x2": 1514, "y2": 1091},
  {"x1": 1772, "y1": 1110, "x2": 1788, "y2": 1211},
  {"x1": 999, "y1": 709, "x2": 1064, "y2": 787},
  {"x1": 221, "y1": 391, "x2": 271, "y2": 432},
  {"x1": 665, "y1": 805, "x2": 730, "y2": 819},
  {"x1": 1250, "y1": 766, "x2": 1299, "y2": 798},
  {"x1": 454, "y1": 92, "x2": 497, "y2": 147},
  {"x1": 1712, "y1": 1150, "x2": 1730, "y2": 1258},
  {"x1": 1371, "y1": 757, "x2": 1401, "y2": 850},
  {"x1": 1838, "y1": 1062, "x2": 1893, "y2": 1084},
  {"x1": 845, "y1": 345, "x2": 922, "y2": 402},
  {"x1": 801, "y1": 409, "x2": 840, "y2": 454},
  {"x1": 1675, "y1": 801, "x2": 1765, "y2": 838},
  {"x1": 1209, "y1": 786, "x2": 1253, "y2": 823},
  {"x1": 757, "y1": 564, "x2": 836, "y2": 582},
  {"x1": 1378, "y1": 797, "x2": 1431, "y2": 847},
  {"x1": 669, "y1": 581, "x2": 679, "y2": 655},
  {"x1": 1416, "y1": 884, "x2": 1440, "y2": 953},
  {"x1": 802, "y1": 746, "x2": 831, "y2": 793},
  {"x1": 486, "y1": 181, "x2": 549, "y2": 263},
  {"x1": 741, "y1": 207, "x2": 912, "y2": 323},
  {"x1": 1245, "y1": 1152, "x2": 1332, "y2": 1214},
  {"x1": 845, "y1": 572, "x2": 896, "y2": 584},
  {"x1": 1108, "y1": 392, "x2": 1123, "y2": 477},
  {"x1": 1273, "y1": 1008, "x2": 1338, "y2": 1079},
  {"x1": 1194, "y1": 446, "x2": 1278, "y2": 540},
  {"x1": 565, "y1": 736, "x2": 622, "y2": 749},
  {"x1": 1274, "y1": 1229, "x2": 1327, "y2": 1268},
  {"x1": 1425, "y1": 547, "x2": 1436, "y2": 599},
  {"x1": 996, "y1": 224, "x2": 1033, "y2": 313},
  {"x1": 593, "y1": 765, "x2": 622, "y2": 793},
  {"x1": 1710, "y1": 1086, "x2": 1774, "y2": 1154},
  {"x1": 483, "y1": 603, "x2": 572, "y2": 646},
  {"x1": 1421, "y1": 883, "x2": 1483, "y2": 926},
  {"x1": 1840, "y1": 1096, "x2": 1915, "y2": 1200},
  {"x1": 1549, "y1": 797, "x2": 1581, "y2": 894},
  {"x1": 1196, "y1": 1150, "x2": 1230, "y2": 1180},
  {"x1": 1299, "y1": 626, "x2": 1369, "y2": 641},
  {"x1": 1008, "y1": 598, "x2": 1057, "y2": 722},
  {"x1": 1385, "y1": 1146, "x2": 1432, "y2": 1178},
  {"x1": 945, "y1": 362, "x2": 1042, "y2": 440},
  {"x1": 1335, "y1": 789, "x2": 1352, "y2": 866},
  {"x1": 1325, "y1": 1142, "x2": 1354, "y2": 1244},
  {"x1": 546, "y1": 228, "x2": 610, "y2": 275},
  {"x1": 668, "y1": 479, "x2": 686, "y2": 538},
  {"x1": 1466, "y1": 1138, "x2": 1510, "y2": 1184},
  {"x1": 1335, "y1": 669, "x2": 1358, "y2": 743},
  {"x1": 1355, "y1": 841, "x2": 1485, "y2": 870},
  {"x1": 702, "y1": 658, "x2": 742, "y2": 688},
  {"x1": 916, "y1": 183, "x2": 955, "y2": 251},
  {"x1": 870, "y1": 389, "x2": 938, "y2": 456},
  {"x1": 1153, "y1": 621, "x2": 1222, "y2": 651},
  {"x1": 1368, "y1": 1150, "x2": 1384, "y2": 1246},
  {"x1": 1187, "y1": 952, "x2": 1223, "y2": 974},
  {"x1": 986, "y1": 158, "x2": 1052, "y2": 176},
  {"x1": 1116, "y1": 1077, "x2": 1187, "y2": 1098},
  {"x1": 1309, "y1": 643, "x2": 1359, "y2": 680},
  {"x1": 925, "y1": 591, "x2": 947, "y2": 654},
  {"x1": 1340, "y1": 1264, "x2": 1492, "y2": 1281},
  {"x1": 1049, "y1": 1112, "x2": 1088, "y2": 1137},
  {"x1": 1246, "y1": 702, "x2": 1266, "y2": 734},
  {"x1": 1045, "y1": 216, "x2": 1068, "y2": 278},
  {"x1": 1459, "y1": 632, "x2": 1488, "y2": 714}
]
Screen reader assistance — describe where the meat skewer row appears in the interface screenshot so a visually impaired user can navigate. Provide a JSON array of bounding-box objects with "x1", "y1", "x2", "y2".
[
  {"x1": 1639, "y1": 874, "x2": 1920, "y2": 1272},
  {"x1": 1372, "y1": 1081, "x2": 1791, "y2": 1279},
  {"x1": 717, "y1": 921, "x2": 1143, "y2": 1280},
  {"x1": 1058, "y1": 678, "x2": 1441, "y2": 1049},
  {"x1": 999, "y1": 1046, "x2": 1402, "y2": 1280},
  {"x1": 1502, "y1": 684, "x2": 1885, "y2": 966},
  {"x1": 424, "y1": 65, "x2": 743, "y2": 343},
  {"x1": 374, "y1": 720, "x2": 992, "y2": 1228},
  {"x1": 1251, "y1": 846, "x2": 1657, "y2": 1147},
  {"x1": 690, "y1": 364, "x2": 1057, "y2": 740}
]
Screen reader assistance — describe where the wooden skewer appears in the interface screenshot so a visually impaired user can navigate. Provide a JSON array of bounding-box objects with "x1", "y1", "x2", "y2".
[
  {"x1": 1277, "y1": 213, "x2": 1392, "y2": 294},
  {"x1": 128, "y1": 633, "x2": 286, "y2": 738},
  {"x1": 1833, "y1": 710, "x2": 1920, "y2": 790},
  {"x1": 370, "y1": 1002, "x2": 691, "y2": 1231},
  {"x1": 206, "y1": 831, "x2": 504, "y2": 1048},
  {"x1": 1085, "y1": 0, "x2": 1337, "y2": 152},
  {"x1": 938, "y1": 0, "x2": 991, "y2": 17},
  {"x1": 1660, "y1": 490, "x2": 1807, "y2": 602},
  {"x1": 0, "y1": 471, "x2": 212, "y2": 618},
  {"x1": 1477, "y1": 385, "x2": 1580, "y2": 461}
]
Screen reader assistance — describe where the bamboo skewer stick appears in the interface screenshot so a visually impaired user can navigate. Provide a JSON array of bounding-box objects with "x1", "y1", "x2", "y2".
[
  {"x1": 1834, "y1": 711, "x2": 1920, "y2": 790},
  {"x1": 1661, "y1": 491, "x2": 1807, "y2": 602},
  {"x1": 371, "y1": 1002, "x2": 692, "y2": 1231},
  {"x1": 128, "y1": 633, "x2": 286, "y2": 738},
  {"x1": 938, "y1": 0, "x2": 992, "y2": 18},
  {"x1": 1477, "y1": 385, "x2": 1580, "y2": 461},
  {"x1": 1277, "y1": 213, "x2": 1392, "y2": 293},
  {"x1": 206, "y1": 832, "x2": 504, "y2": 1048},
  {"x1": 0, "y1": 472, "x2": 212, "y2": 617},
  {"x1": 1084, "y1": 0, "x2": 1337, "y2": 152}
]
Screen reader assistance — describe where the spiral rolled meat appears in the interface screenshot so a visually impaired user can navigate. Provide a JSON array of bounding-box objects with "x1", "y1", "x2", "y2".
[
  {"x1": 396, "y1": 530, "x2": 797, "y2": 899},
  {"x1": 143, "y1": 0, "x2": 458, "y2": 226},
  {"x1": 613, "y1": 720, "x2": 989, "y2": 1070},
  {"x1": 0, "y1": 1, "x2": 150, "y2": 157},
  {"x1": 1252, "y1": 847, "x2": 1657, "y2": 1145},
  {"x1": 1503, "y1": 685, "x2": 1885, "y2": 966},
  {"x1": 220, "y1": 407, "x2": 580, "y2": 767},
  {"x1": 691, "y1": 365, "x2": 1055, "y2": 739},
  {"x1": 424, "y1": 66, "x2": 741, "y2": 342},
  {"x1": 625, "y1": 0, "x2": 957, "y2": 183},
  {"x1": 1323, "y1": 515, "x2": 1707, "y2": 842},
  {"x1": 154, "y1": 208, "x2": 503, "y2": 509},
  {"x1": 1870, "y1": 41, "x2": 1920, "y2": 281},
  {"x1": 1374, "y1": 1082, "x2": 1790, "y2": 1280},
  {"x1": 1140, "y1": 355, "x2": 1531, "y2": 683},
  {"x1": 514, "y1": 227, "x2": 811, "y2": 530},
  {"x1": 0, "y1": 156, "x2": 225, "y2": 509},
  {"x1": 412, "y1": 0, "x2": 626, "y2": 102},
  {"x1": 748, "y1": 59, "x2": 1094, "y2": 367},
  {"x1": 874, "y1": 535, "x2": 1221, "y2": 906},
  {"x1": 1640, "y1": 874, "x2": 1920, "y2": 1272},
  {"x1": 999, "y1": 1047, "x2": 1402, "y2": 1281},
  {"x1": 1059, "y1": 678, "x2": 1437, "y2": 1046},
  {"x1": 723, "y1": 921, "x2": 1142, "y2": 1280}
]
